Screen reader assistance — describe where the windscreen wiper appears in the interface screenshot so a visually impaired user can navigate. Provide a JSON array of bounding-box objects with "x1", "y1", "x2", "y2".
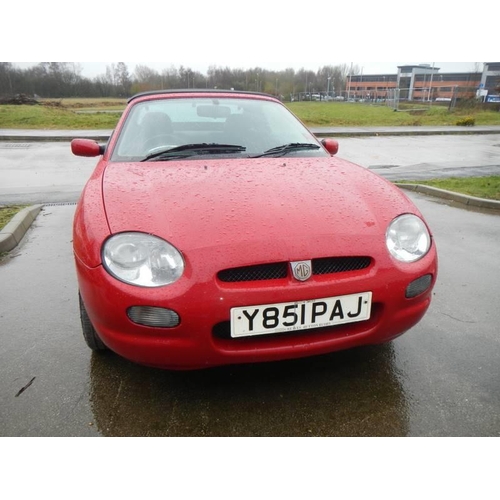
[
  {"x1": 141, "y1": 143, "x2": 246, "y2": 162},
  {"x1": 251, "y1": 143, "x2": 320, "y2": 158}
]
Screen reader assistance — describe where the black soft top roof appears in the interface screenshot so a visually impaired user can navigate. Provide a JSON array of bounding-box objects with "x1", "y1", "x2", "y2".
[{"x1": 127, "y1": 89, "x2": 273, "y2": 104}]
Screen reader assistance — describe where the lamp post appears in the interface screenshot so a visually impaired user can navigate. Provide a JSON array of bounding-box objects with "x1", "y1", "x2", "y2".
[
  {"x1": 427, "y1": 62, "x2": 435, "y2": 102},
  {"x1": 347, "y1": 62, "x2": 353, "y2": 101},
  {"x1": 327, "y1": 76, "x2": 331, "y2": 98}
]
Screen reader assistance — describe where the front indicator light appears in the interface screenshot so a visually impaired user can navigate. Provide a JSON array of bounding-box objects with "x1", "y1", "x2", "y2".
[
  {"x1": 127, "y1": 306, "x2": 180, "y2": 328},
  {"x1": 406, "y1": 274, "x2": 433, "y2": 298}
]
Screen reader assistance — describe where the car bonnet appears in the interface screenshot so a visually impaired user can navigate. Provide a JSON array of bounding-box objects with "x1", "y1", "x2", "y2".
[{"x1": 102, "y1": 156, "x2": 418, "y2": 263}]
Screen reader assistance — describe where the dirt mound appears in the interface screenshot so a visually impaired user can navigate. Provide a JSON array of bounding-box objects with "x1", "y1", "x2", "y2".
[{"x1": 0, "y1": 94, "x2": 39, "y2": 105}]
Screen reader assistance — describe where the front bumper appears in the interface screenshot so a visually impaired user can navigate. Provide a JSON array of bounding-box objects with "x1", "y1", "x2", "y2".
[{"x1": 75, "y1": 247, "x2": 437, "y2": 370}]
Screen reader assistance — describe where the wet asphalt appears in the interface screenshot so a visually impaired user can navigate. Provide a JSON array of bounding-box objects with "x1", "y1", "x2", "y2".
[
  {"x1": 1, "y1": 133, "x2": 500, "y2": 436},
  {"x1": 1, "y1": 192, "x2": 499, "y2": 436},
  {"x1": 1, "y1": 134, "x2": 500, "y2": 204}
]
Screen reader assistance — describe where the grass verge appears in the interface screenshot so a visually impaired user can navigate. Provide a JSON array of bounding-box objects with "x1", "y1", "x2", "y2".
[
  {"x1": 287, "y1": 102, "x2": 500, "y2": 127},
  {"x1": 1, "y1": 101, "x2": 500, "y2": 129},
  {"x1": 0, "y1": 104, "x2": 120, "y2": 129},
  {"x1": 398, "y1": 176, "x2": 500, "y2": 201},
  {"x1": 0, "y1": 205, "x2": 27, "y2": 231}
]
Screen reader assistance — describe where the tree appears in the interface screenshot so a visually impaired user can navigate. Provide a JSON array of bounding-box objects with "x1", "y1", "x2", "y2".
[
  {"x1": 133, "y1": 65, "x2": 162, "y2": 93},
  {"x1": 101, "y1": 62, "x2": 131, "y2": 96},
  {"x1": 0, "y1": 62, "x2": 15, "y2": 95},
  {"x1": 115, "y1": 62, "x2": 131, "y2": 96},
  {"x1": 162, "y1": 65, "x2": 181, "y2": 89},
  {"x1": 0, "y1": 61, "x2": 368, "y2": 100},
  {"x1": 105, "y1": 64, "x2": 117, "y2": 87},
  {"x1": 95, "y1": 74, "x2": 113, "y2": 97}
]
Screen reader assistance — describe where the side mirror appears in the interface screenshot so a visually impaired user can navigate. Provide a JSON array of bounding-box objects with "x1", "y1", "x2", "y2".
[
  {"x1": 321, "y1": 139, "x2": 339, "y2": 156},
  {"x1": 71, "y1": 139, "x2": 104, "y2": 157}
]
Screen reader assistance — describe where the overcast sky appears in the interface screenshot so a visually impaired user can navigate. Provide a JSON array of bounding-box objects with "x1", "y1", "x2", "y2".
[{"x1": 3, "y1": 1, "x2": 496, "y2": 79}]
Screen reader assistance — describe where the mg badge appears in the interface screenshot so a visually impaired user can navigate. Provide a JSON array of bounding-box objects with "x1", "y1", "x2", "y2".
[{"x1": 291, "y1": 261, "x2": 312, "y2": 282}]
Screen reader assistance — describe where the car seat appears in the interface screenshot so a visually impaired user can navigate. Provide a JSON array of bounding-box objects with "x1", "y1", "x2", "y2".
[{"x1": 141, "y1": 112, "x2": 175, "y2": 152}]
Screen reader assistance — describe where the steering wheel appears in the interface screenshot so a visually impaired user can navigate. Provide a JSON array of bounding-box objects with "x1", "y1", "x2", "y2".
[{"x1": 143, "y1": 134, "x2": 177, "y2": 152}]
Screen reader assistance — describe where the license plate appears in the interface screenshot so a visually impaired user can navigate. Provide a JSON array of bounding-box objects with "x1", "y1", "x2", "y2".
[{"x1": 230, "y1": 292, "x2": 372, "y2": 338}]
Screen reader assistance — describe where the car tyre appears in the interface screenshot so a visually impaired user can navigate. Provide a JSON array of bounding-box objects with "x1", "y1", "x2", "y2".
[{"x1": 79, "y1": 292, "x2": 108, "y2": 351}]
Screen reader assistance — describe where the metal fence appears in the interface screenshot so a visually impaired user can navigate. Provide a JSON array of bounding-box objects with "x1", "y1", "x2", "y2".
[{"x1": 290, "y1": 86, "x2": 482, "y2": 109}]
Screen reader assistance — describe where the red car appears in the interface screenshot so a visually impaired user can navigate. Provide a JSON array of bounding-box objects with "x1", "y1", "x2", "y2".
[{"x1": 72, "y1": 90, "x2": 437, "y2": 370}]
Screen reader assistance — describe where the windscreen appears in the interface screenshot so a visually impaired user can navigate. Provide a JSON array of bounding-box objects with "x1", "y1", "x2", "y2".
[{"x1": 111, "y1": 96, "x2": 328, "y2": 161}]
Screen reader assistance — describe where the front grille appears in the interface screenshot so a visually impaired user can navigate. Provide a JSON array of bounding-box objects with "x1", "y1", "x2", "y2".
[
  {"x1": 217, "y1": 263, "x2": 288, "y2": 282},
  {"x1": 218, "y1": 257, "x2": 372, "y2": 283},
  {"x1": 313, "y1": 256, "x2": 372, "y2": 275}
]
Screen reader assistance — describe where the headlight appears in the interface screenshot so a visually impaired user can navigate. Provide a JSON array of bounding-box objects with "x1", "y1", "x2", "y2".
[
  {"x1": 386, "y1": 214, "x2": 431, "y2": 263},
  {"x1": 102, "y1": 233, "x2": 184, "y2": 287}
]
